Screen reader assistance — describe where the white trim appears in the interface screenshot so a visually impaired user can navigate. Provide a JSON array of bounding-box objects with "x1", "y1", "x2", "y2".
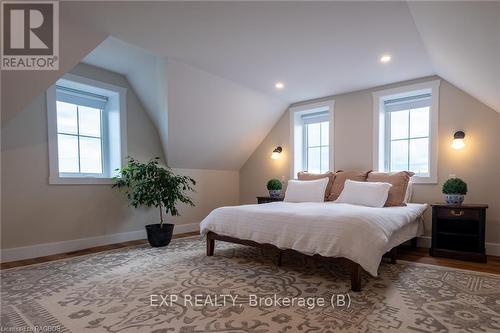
[
  {"x1": 1, "y1": 223, "x2": 200, "y2": 263},
  {"x1": 416, "y1": 235, "x2": 432, "y2": 248},
  {"x1": 372, "y1": 80, "x2": 440, "y2": 184},
  {"x1": 48, "y1": 177, "x2": 115, "y2": 185},
  {"x1": 415, "y1": 236, "x2": 500, "y2": 256},
  {"x1": 289, "y1": 99, "x2": 335, "y2": 178},
  {"x1": 46, "y1": 73, "x2": 127, "y2": 185},
  {"x1": 486, "y1": 243, "x2": 500, "y2": 257}
]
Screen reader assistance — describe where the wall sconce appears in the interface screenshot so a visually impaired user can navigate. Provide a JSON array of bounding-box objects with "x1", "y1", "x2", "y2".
[
  {"x1": 271, "y1": 146, "x2": 282, "y2": 159},
  {"x1": 451, "y1": 131, "x2": 465, "y2": 150}
]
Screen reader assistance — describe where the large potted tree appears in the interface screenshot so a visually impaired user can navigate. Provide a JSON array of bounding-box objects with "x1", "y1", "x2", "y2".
[{"x1": 113, "y1": 157, "x2": 196, "y2": 247}]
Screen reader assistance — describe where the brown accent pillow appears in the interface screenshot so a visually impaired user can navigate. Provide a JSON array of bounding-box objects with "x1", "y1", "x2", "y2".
[
  {"x1": 328, "y1": 170, "x2": 370, "y2": 201},
  {"x1": 367, "y1": 171, "x2": 415, "y2": 207},
  {"x1": 297, "y1": 171, "x2": 335, "y2": 201}
]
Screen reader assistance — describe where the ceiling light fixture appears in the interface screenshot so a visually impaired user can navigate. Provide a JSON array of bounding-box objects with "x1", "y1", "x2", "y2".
[
  {"x1": 275, "y1": 82, "x2": 285, "y2": 89},
  {"x1": 380, "y1": 55, "x2": 392, "y2": 63}
]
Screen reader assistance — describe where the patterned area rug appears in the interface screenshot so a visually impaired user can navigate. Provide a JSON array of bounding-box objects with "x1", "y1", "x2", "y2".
[{"x1": 2, "y1": 237, "x2": 500, "y2": 333}]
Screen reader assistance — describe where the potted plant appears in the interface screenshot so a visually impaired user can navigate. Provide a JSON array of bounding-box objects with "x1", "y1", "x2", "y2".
[
  {"x1": 442, "y1": 177, "x2": 468, "y2": 205},
  {"x1": 267, "y1": 179, "x2": 282, "y2": 198},
  {"x1": 113, "y1": 157, "x2": 196, "y2": 247}
]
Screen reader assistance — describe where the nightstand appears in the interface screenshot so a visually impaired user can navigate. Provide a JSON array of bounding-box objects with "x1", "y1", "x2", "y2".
[
  {"x1": 257, "y1": 196, "x2": 284, "y2": 204},
  {"x1": 430, "y1": 204, "x2": 488, "y2": 262}
]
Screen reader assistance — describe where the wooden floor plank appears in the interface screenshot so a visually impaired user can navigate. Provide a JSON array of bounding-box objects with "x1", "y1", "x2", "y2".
[
  {"x1": 2, "y1": 233, "x2": 499, "y2": 275},
  {"x1": 1, "y1": 232, "x2": 198, "y2": 269},
  {"x1": 397, "y1": 246, "x2": 500, "y2": 275}
]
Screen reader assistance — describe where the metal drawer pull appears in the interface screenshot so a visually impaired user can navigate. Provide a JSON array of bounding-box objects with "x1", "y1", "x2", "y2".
[{"x1": 451, "y1": 210, "x2": 464, "y2": 217}]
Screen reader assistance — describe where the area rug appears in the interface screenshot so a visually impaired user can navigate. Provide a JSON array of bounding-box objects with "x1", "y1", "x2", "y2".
[{"x1": 1, "y1": 237, "x2": 500, "y2": 333}]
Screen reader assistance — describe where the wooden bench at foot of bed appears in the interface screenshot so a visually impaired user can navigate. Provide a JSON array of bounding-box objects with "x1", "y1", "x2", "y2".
[{"x1": 205, "y1": 231, "x2": 401, "y2": 292}]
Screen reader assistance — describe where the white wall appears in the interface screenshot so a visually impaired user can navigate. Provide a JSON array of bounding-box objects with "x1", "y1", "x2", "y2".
[
  {"x1": 240, "y1": 77, "x2": 500, "y2": 248},
  {"x1": 1, "y1": 18, "x2": 107, "y2": 126},
  {"x1": 1, "y1": 64, "x2": 240, "y2": 261},
  {"x1": 169, "y1": 168, "x2": 239, "y2": 225},
  {"x1": 82, "y1": 37, "x2": 170, "y2": 162},
  {"x1": 166, "y1": 59, "x2": 287, "y2": 170},
  {"x1": 1, "y1": 64, "x2": 163, "y2": 251}
]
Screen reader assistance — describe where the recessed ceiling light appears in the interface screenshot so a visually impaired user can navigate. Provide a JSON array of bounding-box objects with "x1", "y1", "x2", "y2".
[
  {"x1": 380, "y1": 55, "x2": 392, "y2": 63},
  {"x1": 275, "y1": 82, "x2": 285, "y2": 89}
]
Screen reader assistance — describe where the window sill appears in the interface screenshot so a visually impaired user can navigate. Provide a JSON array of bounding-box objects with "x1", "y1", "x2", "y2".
[
  {"x1": 49, "y1": 176, "x2": 115, "y2": 185},
  {"x1": 411, "y1": 176, "x2": 438, "y2": 185}
]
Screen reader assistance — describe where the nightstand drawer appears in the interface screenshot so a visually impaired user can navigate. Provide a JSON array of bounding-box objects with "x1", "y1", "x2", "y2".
[
  {"x1": 437, "y1": 208, "x2": 479, "y2": 220},
  {"x1": 257, "y1": 196, "x2": 284, "y2": 204},
  {"x1": 437, "y1": 218, "x2": 479, "y2": 234}
]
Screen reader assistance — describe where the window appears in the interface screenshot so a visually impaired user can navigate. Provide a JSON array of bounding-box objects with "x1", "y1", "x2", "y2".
[
  {"x1": 303, "y1": 113, "x2": 330, "y2": 173},
  {"x1": 373, "y1": 80, "x2": 440, "y2": 184},
  {"x1": 47, "y1": 73, "x2": 127, "y2": 184},
  {"x1": 290, "y1": 100, "x2": 334, "y2": 177},
  {"x1": 56, "y1": 88, "x2": 106, "y2": 176}
]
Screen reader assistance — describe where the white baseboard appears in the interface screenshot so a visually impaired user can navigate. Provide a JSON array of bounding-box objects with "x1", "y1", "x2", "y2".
[
  {"x1": 2, "y1": 228, "x2": 497, "y2": 263},
  {"x1": 416, "y1": 236, "x2": 432, "y2": 248},
  {"x1": 1, "y1": 223, "x2": 200, "y2": 263},
  {"x1": 416, "y1": 236, "x2": 500, "y2": 256}
]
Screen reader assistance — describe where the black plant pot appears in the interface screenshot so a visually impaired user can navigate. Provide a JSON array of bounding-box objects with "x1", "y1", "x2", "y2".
[{"x1": 145, "y1": 223, "x2": 174, "y2": 247}]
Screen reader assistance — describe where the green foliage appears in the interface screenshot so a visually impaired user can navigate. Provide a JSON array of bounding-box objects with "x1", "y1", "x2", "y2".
[
  {"x1": 113, "y1": 157, "x2": 196, "y2": 225},
  {"x1": 267, "y1": 179, "x2": 282, "y2": 191},
  {"x1": 442, "y1": 177, "x2": 468, "y2": 195}
]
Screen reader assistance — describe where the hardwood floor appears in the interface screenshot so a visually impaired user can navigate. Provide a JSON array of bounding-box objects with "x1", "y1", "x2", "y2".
[
  {"x1": 2, "y1": 233, "x2": 499, "y2": 275},
  {"x1": 397, "y1": 245, "x2": 500, "y2": 275},
  {"x1": 0, "y1": 232, "x2": 199, "y2": 269}
]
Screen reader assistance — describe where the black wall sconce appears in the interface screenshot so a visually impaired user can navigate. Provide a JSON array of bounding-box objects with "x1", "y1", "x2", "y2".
[
  {"x1": 271, "y1": 146, "x2": 282, "y2": 159},
  {"x1": 451, "y1": 131, "x2": 465, "y2": 150}
]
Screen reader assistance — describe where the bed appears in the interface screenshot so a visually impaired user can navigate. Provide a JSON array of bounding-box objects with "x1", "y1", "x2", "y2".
[{"x1": 200, "y1": 201, "x2": 427, "y2": 291}]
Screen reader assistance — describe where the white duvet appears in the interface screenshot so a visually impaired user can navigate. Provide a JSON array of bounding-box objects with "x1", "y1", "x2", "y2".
[{"x1": 200, "y1": 202, "x2": 428, "y2": 276}]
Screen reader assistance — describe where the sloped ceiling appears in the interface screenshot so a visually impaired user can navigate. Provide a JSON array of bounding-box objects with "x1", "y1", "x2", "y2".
[
  {"x1": 166, "y1": 59, "x2": 286, "y2": 170},
  {"x1": 61, "y1": 1, "x2": 435, "y2": 104},
  {"x1": 83, "y1": 37, "x2": 169, "y2": 161},
  {"x1": 1, "y1": 17, "x2": 107, "y2": 125},
  {"x1": 408, "y1": 1, "x2": 500, "y2": 112},
  {"x1": 82, "y1": 38, "x2": 286, "y2": 170},
  {"x1": 4, "y1": 2, "x2": 498, "y2": 171}
]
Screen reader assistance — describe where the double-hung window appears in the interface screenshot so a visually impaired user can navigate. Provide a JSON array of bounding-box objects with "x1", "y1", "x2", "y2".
[
  {"x1": 56, "y1": 87, "x2": 107, "y2": 176},
  {"x1": 373, "y1": 80, "x2": 440, "y2": 183},
  {"x1": 302, "y1": 112, "x2": 330, "y2": 174},
  {"x1": 290, "y1": 100, "x2": 334, "y2": 177},
  {"x1": 47, "y1": 73, "x2": 127, "y2": 184},
  {"x1": 385, "y1": 94, "x2": 431, "y2": 175}
]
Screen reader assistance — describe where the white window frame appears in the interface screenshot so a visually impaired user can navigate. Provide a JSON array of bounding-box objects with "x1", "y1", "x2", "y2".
[
  {"x1": 372, "y1": 80, "x2": 440, "y2": 184},
  {"x1": 47, "y1": 73, "x2": 127, "y2": 185},
  {"x1": 289, "y1": 100, "x2": 335, "y2": 178}
]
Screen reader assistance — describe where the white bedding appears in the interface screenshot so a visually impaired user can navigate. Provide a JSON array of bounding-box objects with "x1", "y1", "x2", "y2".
[{"x1": 200, "y1": 202, "x2": 427, "y2": 276}]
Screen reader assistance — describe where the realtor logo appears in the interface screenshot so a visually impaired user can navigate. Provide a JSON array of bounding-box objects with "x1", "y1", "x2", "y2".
[{"x1": 1, "y1": 1, "x2": 59, "y2": 70}]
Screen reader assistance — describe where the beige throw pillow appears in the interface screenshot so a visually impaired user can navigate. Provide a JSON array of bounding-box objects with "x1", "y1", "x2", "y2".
[
  {"x1": 297, "y1": 171, "x2": 335, "y2": 201},
  {"x1": 328, "y1": 170, "x2": 370, "y2": 201},
  {"x1": 367, "y1": 171, "x2": 415, "y2": 207}
]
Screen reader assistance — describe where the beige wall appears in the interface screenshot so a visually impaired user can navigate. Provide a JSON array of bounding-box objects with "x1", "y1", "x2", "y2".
[
  {"x1": 170, "y1": 168, "x2": 239, "y2": 225},
  {"x1": 240, "y1": 77, "x2": 500, "y2": 245},
  {"x1": 2, "y1": 18, "x2": 106, "y2": 125},
  {"x1": 166, "y1": 59, "x2": 286, "y2": 170},
  {"x1": 1, "y1": 64, "x2": 239, "y2": 251}
]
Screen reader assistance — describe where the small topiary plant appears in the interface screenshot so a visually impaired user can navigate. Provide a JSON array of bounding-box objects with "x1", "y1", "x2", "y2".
[
  {"x1": 267, "y1": 179, "x2": 282, "y2": 191},
  {"x1": 442, "y1": 178, "x2": 468, "y2": 195}
]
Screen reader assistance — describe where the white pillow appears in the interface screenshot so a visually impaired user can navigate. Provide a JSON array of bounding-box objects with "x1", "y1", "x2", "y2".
[
  {"x1": 335, "y1": 180, "x2": 392, "y2": 208},
  {"x1": 404, "y1": 181, "x2": 413, "y2": 203},
  {"x1": 284, "y1": 178, "x2": 329, "y2": 203}
]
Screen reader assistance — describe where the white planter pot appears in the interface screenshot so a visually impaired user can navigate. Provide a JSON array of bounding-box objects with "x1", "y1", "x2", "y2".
[{"x1": 444, "y1": 194, "x2": 465, "y2": 205}]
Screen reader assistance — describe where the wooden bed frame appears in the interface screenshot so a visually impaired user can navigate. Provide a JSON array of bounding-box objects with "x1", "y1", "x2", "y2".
[{"x1": 206, "y1": 231, "x2": 402, "y2": 292}]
